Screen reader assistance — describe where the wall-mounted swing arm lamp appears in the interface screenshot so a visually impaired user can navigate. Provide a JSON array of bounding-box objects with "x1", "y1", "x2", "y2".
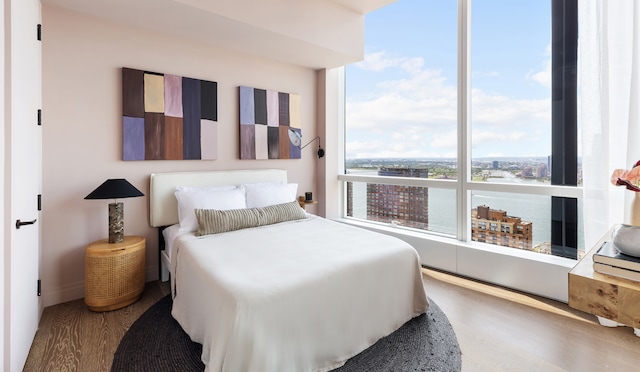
[
  {"x1": 287, "y1": 129, "x2": 325, "y2": 158},
  {"x1": 301, "y1": 136, "x2": 325, "y2": 158}
]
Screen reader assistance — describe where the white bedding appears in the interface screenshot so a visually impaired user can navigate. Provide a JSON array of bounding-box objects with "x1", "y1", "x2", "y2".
[
  {"x1": 162, "y1": 223, "x2": 182, "y2": 262},
  {"x1": 170, "y1": 214, "x2": 428, "y2": 372}
]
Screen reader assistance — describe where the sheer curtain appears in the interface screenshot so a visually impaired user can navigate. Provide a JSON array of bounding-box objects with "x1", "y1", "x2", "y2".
[{"x1": 580, "y1": 0, "x2": 640, "y2": 249}]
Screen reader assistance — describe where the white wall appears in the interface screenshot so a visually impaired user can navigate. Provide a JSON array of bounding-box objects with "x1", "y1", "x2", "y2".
[
  {"x1": 1, "y1": 0, "x2": 6, "y2": 365},
  {"x1": 41, "y1": 5, "x2": 321, "y2": 307},
  {"x1": 316, "y1": 67, "x2": 344, "y2": 219}
]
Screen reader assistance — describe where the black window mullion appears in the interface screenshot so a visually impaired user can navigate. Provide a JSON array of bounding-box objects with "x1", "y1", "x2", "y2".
[{"x1": 551, "y1": 0, "x2": 578, "y2": 259}]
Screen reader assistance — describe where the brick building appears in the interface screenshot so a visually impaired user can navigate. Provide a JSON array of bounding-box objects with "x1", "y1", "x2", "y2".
[
  {"x1": 471, "y1": 205, "x2": 533, "y2": 250},
  {"x1": 366, "y1": 167, "x2": 429, "y2": 229}
]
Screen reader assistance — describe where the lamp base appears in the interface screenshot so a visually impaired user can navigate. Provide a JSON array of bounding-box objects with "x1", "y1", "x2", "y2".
[{"x1": 109, "y1": 202, "x2": 124, "y2": 244}]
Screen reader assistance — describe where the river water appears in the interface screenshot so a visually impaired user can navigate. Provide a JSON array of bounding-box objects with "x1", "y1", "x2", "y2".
[{"x1": 348, "y1": 170, "x2": 584, "y2": 250}]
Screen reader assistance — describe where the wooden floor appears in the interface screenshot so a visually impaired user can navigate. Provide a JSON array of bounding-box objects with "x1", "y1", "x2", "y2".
[
  {"x1": 24, "y1": 269, "x2": 640, "y2": 372},
  {"x1": 23, "y1": 281, "x2": 171, "y2": 372}
]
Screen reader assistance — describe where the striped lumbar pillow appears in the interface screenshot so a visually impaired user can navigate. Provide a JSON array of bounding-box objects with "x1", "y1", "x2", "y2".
[{"x1": 195, "y1": 200, "x2": 306, "y2": 236}]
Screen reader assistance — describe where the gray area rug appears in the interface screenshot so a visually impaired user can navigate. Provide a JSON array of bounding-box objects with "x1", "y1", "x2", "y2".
[{"x1": 111, "y1": 295, "x2": 461, "y2": 372}]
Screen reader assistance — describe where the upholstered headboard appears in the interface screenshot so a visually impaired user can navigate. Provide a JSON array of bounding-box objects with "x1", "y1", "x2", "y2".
[{"x1": 149, "y1": 169, "x2": 288, "y2": 227}]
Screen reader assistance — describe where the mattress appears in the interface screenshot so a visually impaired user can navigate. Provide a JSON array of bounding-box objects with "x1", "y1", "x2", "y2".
[{"x1": 170, "y1": 214, "x2": 428, "y2": 372}]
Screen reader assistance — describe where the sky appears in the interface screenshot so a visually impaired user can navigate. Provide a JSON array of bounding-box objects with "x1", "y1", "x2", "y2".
[{"x1": 345, "y1": 0, "x2": 553, "y2": 160}]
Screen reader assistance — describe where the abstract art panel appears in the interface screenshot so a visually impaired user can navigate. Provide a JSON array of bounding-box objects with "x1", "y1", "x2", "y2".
[
  {"x1": 239, "y1": 85, "x2": 301, "y2": 160},
  {"x1": 122, "y1": 67, "x2": 217, "y2": 161}
]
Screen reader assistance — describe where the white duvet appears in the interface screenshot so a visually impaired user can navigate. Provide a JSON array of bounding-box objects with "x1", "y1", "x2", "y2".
[{"x1": 170, "y1": 215, "x2": 428, "y2": 372}]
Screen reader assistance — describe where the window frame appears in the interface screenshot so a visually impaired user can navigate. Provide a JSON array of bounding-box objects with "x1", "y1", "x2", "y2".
[{"x1": 339, "y1": 0, "x2": 581, "y2": 247}]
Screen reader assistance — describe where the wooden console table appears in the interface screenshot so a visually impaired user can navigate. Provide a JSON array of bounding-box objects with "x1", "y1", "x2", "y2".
[{"x1": 568, "y1": 230, "x2": 640, "y2": 336}]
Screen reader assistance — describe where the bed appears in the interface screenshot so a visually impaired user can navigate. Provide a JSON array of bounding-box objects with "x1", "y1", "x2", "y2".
[{"x1": 149, "y1": 169, "x2": 429, "y2": 372}]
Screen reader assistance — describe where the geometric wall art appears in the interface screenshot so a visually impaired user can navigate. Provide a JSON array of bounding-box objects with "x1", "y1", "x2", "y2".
[
  {"x1": 122, "y1": 67, "x2": 217, "y2": 161},
  {"x1": 239, "y1": 85, "x2": 301, "y2": 160}
]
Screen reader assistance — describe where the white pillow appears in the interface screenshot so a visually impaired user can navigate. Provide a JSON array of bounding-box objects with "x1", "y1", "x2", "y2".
[
  {"x1": 243, "y1": 182, "x2": 298, "y2": 208},
  {"x1": 175, "y1": 187, "x2": 246, "y2": 232},
  {"x1": 175, "y1": 185, "x2": 237, "y2": 192}
]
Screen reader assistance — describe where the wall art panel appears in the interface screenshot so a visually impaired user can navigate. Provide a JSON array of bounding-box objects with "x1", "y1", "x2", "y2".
[
  {"x1": 163, "y1": 116, "x2": 184, "y2": 160},
  {"x1": 122, "y1": 67, "x2": 217, "y2": 161},
  {"x1": 122, "y1": 116, "x2": 144, "y2": 160},
  {"x1": 239, "y1": 86, "x2": 301, "y2": 160},
  {"x1": 144, "y1": 112, "x2": 164, "y2": 160},
  {"x1": 254, "y1": 124, "x2": 268, "y2": 160},
  {"x1": 200, "y1": 119, "x2": 218, "y2": 160}
]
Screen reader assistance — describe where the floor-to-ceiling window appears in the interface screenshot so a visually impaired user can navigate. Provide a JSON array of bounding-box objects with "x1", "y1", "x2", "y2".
[
  {"x1": 340, "y1": 0, "x2": 582, "y2": 265},
  {"x1": 344, "y1": 0, "x2": 459, "y2": 237}
]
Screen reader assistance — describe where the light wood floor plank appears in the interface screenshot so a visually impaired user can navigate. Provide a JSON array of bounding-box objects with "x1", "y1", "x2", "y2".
[
  {"x1": 422, "y1": 268, "x2": 640, "y2": 371},
  {"x1": 24, "y1": 281, "x2": 170, "y2": 372},
  {"x1": 23, "y1": 270, "x2": 640, "y2": 371}
]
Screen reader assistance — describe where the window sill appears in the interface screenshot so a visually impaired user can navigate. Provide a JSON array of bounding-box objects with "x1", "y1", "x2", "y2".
[{"x1": 335, "y1": 217, "x2": 576, "y2": 303}]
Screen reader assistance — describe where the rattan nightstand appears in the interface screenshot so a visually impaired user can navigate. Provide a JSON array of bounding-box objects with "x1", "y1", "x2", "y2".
[{"x1": 85, "y1": 236, "x2": 145, "y2": 312}]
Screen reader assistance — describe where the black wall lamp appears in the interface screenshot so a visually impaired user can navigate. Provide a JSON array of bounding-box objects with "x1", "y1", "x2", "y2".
[{"x1": 288, "y1": 129, "x2": 325, "y2": 158}]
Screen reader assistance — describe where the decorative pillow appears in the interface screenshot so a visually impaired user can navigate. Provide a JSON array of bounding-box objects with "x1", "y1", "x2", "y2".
[
  {"x1": 243, "y1": 182, "x2": 298, "y2": 208},
  {"x1": 195, "y1": 201, "x2": 306, "y2": 236},
  {"x1": 175, "y1": 187, "x2": 246, "y2": 232}
]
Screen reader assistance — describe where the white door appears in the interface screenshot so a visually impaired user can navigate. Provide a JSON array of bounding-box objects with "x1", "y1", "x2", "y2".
[{"x1": 5, "y1": 0, "x2": 42, "y2": 370}]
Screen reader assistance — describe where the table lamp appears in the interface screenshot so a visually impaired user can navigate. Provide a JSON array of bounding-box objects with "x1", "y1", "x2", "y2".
[{"x1": 84, "y1": 178, "x2": 144, "y2": 243}]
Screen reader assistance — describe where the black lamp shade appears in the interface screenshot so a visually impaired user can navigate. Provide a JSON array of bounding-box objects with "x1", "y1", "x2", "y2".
[
  {"x1": 85, "y1": 179, "x2": 143, "y2": 244},
  {"x1": 85, "y1": 179, "x2": 144, "y2": 200}
]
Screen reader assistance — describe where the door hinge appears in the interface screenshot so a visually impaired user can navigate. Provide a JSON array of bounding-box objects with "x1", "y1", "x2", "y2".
[
  {"x1": 37, "y1": 194, "x2": 42, "y2": 211},
  {"x1": 37, "y1": 279, "x2": 41, "y2": 296},
  {"x1": 37, "y1": 24, "x2": 41, "y2": 41},
  {"x1": 38, "y1": 109, "x2": 41, "y2": 126}
]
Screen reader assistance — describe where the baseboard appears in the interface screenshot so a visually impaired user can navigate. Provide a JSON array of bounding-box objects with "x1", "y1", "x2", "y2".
[
  {"x1": 42, "y1": 280, "x2": 84, "y2": 308},
  {"x1": 43, "y1": 263, "x2": 161, "y2": 308}
]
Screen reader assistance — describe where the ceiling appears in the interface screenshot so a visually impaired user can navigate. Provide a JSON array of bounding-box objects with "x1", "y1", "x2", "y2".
[{"x1": 41, "y1": 0, "x2": 395, "y2": 69}]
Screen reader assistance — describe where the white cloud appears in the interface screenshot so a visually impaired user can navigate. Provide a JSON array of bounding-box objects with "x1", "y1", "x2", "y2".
[
  {"x1": 472, "y1": 130, "x2": 527, "y2": 145},
  {"x1": 347, "y1": 68, "x2": 457, "y2": 134},
  {"x1": 346, "y1": 138, "x2": 457, "y2": 159},
  {"x1": 527, "y1": 59, "x2": 551, "y2": 88},
  {"x1": 353, "y1": 51, "x2": 405, "y2": 72},
  {"x1": 346, "y1": 51, "x2": 552, "y2": 158},
  {"x1": 354, "y1": 51, "x2": 428, "y2": 76},
  {"x1": 399, "y1": 57, "x2": 425, "y2": 75},
  {"x1": 471, "y1": 89, "x2": 550, "y2": 125},
  {"x1": 526, "y1": 44, "x2": 552, "y2": 88},
  {"x1": 430, "y1": 130, "x2": 457, "y2": 149}
]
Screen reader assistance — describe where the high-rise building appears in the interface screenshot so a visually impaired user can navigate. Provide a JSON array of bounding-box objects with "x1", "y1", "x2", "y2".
[
  {"x1": 471, "y1": 205, "x2": 533, "y2": 250},
  {"x1": 346, "y1": 177, "x2": 354, "y2": 217},
  {"x1": 535, "y1": 164, "x2": 548, "y2": 178},
  {"x1": 366, "y1": 167, "x2": 429, "y2": 229}
]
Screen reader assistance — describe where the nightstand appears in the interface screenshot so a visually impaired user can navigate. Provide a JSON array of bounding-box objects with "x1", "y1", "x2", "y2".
[
  {"x1": 298, "y1": 196, "x2": 318, "y2": 210},
  {"x1": 569, "y1": 229, "x2": 640, "y2": 336},
  {"x1": 85, "y1": 236, "x2": 145, "y2": 312}
]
